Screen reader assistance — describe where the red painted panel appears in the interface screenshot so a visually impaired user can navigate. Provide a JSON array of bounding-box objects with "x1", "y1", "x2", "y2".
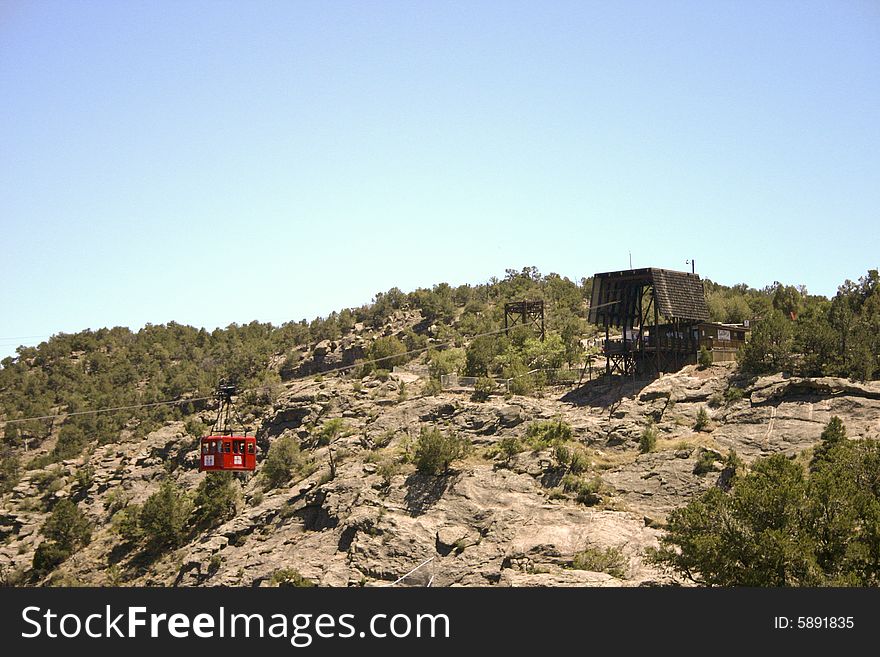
[{"x1": 199, "y1": 435, "x2": 257, "y2": 471}]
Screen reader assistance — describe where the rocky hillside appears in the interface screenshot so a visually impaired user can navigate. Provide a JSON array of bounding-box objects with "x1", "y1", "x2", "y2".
[{"x1": 3, "y1": 358, "x2": 879, "y2": 587}]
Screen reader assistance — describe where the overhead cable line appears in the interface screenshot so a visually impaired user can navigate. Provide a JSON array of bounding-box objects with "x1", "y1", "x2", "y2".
[{"x1": 0, "y1": 396, "x2": 216, "y2": 427}]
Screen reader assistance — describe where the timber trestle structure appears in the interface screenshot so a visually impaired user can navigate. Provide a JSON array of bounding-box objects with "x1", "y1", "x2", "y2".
[{"x1": 588, "y1": 268, "x2": 710, "y2": 377}]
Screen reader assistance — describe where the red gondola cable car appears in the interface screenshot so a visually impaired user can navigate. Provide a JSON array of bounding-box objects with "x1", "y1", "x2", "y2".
[{"x1": 199, "y1": 382, "x2": 256, "y2": 472}]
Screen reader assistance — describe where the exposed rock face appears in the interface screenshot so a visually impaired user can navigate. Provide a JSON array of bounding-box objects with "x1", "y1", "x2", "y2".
[{"x1": 4, "y1": 363, "x2": 879, "y2": 587}]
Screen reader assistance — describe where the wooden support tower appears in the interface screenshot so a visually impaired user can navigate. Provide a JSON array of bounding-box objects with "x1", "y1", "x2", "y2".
[{"x1": 504, "y1": 300, "x2": 545, "y2": 341}]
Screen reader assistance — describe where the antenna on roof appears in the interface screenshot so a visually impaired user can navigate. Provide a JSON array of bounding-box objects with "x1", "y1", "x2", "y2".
[
  {"x1": 686, "y1": 259, "x2": 695, "y2": 274},
  {"x1": 629, "y1": 251, "x2": 632, "y2": 270}
]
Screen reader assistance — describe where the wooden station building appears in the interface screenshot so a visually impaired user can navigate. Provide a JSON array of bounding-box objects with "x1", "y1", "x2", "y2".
[{"x1": 588, "y1": 267, "x2": 748, "y2": 376}]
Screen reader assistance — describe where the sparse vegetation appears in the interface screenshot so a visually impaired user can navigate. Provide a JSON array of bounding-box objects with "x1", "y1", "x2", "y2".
[
  {"x1": 698, "y1": 346, "x2": 713, "y2": 369},
  {"x1": 724, "y1": 385, "x2": 745, "y2": 404},
  {"x1": 525, "y1": 419, "x2": 572, "y2": 449},
  {"x1": 376, "y1": 457, "x2": 403, "y2": 486},
  {"x1": 498, "y1": 436, "x2": 523, "y2": 463},
  {"x1": 413, "y1": 427, "x2": 470, "y2": 475},
  {"x1": 472, "y1": 376, "x2": 495, "y2": 401},
  {"x1": 139, "y1": 479, "x2": 193, "y2": 551},
  {"x1": 694, "y1": 407, "x2": 711, "y2": 432},
  {"x1": 316, "y1": 418, "x2": 349, "y2": 447},
  {"x1": 571, "y1": 545, "x2": 627, "y2": 578},
  {"x1": 262, "y1": 434, "x2": 313, "y2": 490},
  {"x1": 423, "y1": 378, "x2": 443, "y2": 396},
  {"x1": 639, "y1": 422, "x2": 658, "y2": 453},
  {"x1": 561, "y1": 475, "x2": 604, "y2": 506},
  {"x1": 810, "y1": 416, "x2": 847, "y2": 472},
  {"x1": 0, "y1": 448, "x2": 21, "y2": 493},
  {"x1": 270, "y1": 568, "x2": 315, "y2": 587},
  {"x1": 693, "y1": 450, "x2": 721, "y2": 475},
  {"x1": 32, "y1": 499, "x2": 92, "y2": 578},
  {"x1": 192, "y1": 471, "x2": 240, "y2": 528},
  {"x1": 554, "y1": 442, "x2": 589, "y2": 474}
]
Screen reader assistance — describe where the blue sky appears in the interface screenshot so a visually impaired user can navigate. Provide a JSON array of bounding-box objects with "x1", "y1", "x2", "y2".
[{"x1": 1, "y1": 0, "x2": 878, "y2": 358}]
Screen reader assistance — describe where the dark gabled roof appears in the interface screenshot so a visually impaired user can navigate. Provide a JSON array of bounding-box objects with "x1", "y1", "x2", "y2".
[
  {"x1": 588, "y1": 268, "x2": 710, "y2": 328},
  {"x1": 651, "y1": 268, "x2": 710, "y2": 322}
]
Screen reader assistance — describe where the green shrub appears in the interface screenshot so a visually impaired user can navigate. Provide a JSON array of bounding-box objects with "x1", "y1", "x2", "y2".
[
  {"x1": 367, "y1": 336, "x2": 408, "y2": 372},
  {"x1": 694, "y1": 407, "x2": 711, "y2": 432},
  {"x1": 373, "y1": 430, "x2": 396, "y2": 449},
  {"x1": 464, "y1": 335, "x2": 502, "y2": 377},
  {"x1": 561, "y1": 473, "x2": 582, "y2": 493},
  {"x1": 552, "y1": 442, "x2": 588, "y2": 474},
  {"x1": 428, "y1": 348, "x2": 466, "y2": 379},
  {"x1": 270, "y1": 568, "x2": 315, "y2": 587},
  {"x1": 575, "y1": 477, "x2": 604, "y2": 506},
  {"x1": 26, "y1": 453, "x2": 55, "y2": 471},
  {"x1": 112, "y1": 504, "x2": 142, "y2": 543},
  {"x1": 525, "y1": 420, "x2": 573, "y2": 449},
  {"x1": 572, "y1": 545, "x2": 627, "y2": 578},
  {"x1": 693, "y1": 450, "x2": 721, "y2": 475},
  {"x1": 639, "y1": 423, "x2": 658, "y2": 453},
  {"x1": 738, "y1": 310, "x2": 794, "y2": 374},
  {"x1": 698, "y1": 346, "x2": 713, "y2": 369},
  {"x1": 262, "y1": 434, "x2": 311, "y2": 490},
  {"x1": 32, "y1": 542, "x2": 70, "y2": 578},
  {"x1": 724, "y1": 386, "x2": 745, "y2": 404},
  {"x1": 809, "y1": 416, "x2": 848, "y2": 472},
  {"x1": 413, "y1": 427, "x2": 470, "y2": 475},
  {"x1": 52, "y1": 423, "x2": 89, "y2": 460},
  {"x1": 498, "y1": 436, "x2": 523, "y2": 462},
  {"x1": 139, "y1": 480, "x2": 193, "y2": 550},
  {"x1": 43, "y1": 498, "x2": 92, "y2": 551},
  {"x1": 423, "y1": 378, "x2": 443, "y2": 396},
  {"x1": 184, "y1": 418, "x2": 208, "y2": 439},
  {"x1": 192, "y1": 471, "x2": 240, "y2": 528},
  {"x1": 506, "y1": 366, "x2": 535, "y2": 395},
  {"x1": 32, "y1": 499, "x2": 92, "y2": 577},
  {"x1": 74, "y1": 463, "x2": 95, "y2": 495},
  {"x1": 568, "y1": 449, "x2": 590, "y2": 474},
  {"x1": 376, "y1": 457, "x2": 402, "y2": 487},
  {"x1": 553, "y1": 443, "x2": 571, "y2": 467},
  {"x1": 33, "y1": 466, "x2": 63, "y2": 493},
  {"x1": 0, "y1": 449, "x2": 21, "y2": 493},
  {"x1": 316, "y1": 418, "x2": 349, "y2": 446},
  {"x1": 472, "y1": 376, "x2": 495, "y2": 401},
  {"x1": 104, "y1": 489, "x2": 130, "y2": 517}
]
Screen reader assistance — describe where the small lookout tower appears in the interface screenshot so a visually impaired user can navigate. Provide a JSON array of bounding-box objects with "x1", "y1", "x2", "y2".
[{"x1": 589, "y1": 267, "x2": 711, "y2": 376}]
